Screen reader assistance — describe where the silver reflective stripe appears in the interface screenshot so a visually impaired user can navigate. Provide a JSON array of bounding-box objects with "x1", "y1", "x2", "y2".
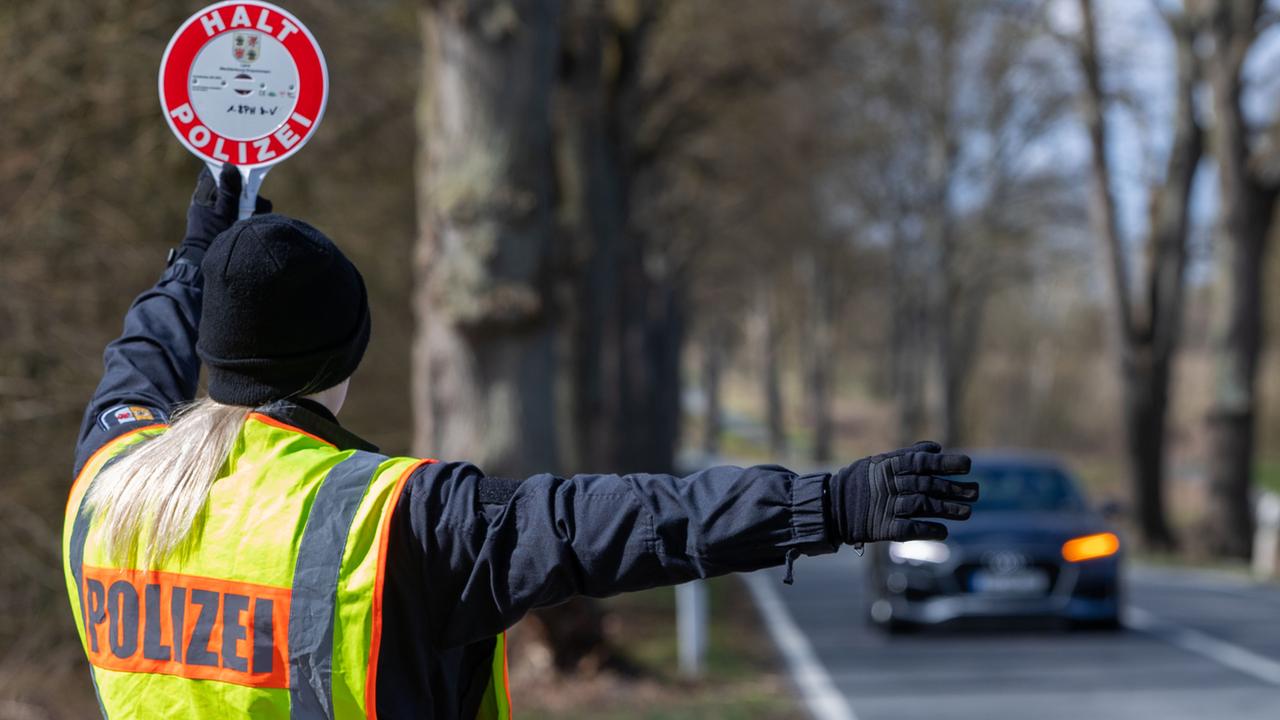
[{"x1": 288, "y1": 451, "x2": 383, "y2": 719}]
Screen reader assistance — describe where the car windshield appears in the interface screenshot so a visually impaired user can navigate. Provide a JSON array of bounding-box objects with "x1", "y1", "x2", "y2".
[{"x1": 968, "y1": 464, "x2": 1086, "y2": 513}]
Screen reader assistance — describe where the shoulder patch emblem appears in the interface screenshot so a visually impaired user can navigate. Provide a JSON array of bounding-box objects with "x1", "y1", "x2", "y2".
[{"x1": 99, "y1": 404, "x2": 167, "y2": 430}]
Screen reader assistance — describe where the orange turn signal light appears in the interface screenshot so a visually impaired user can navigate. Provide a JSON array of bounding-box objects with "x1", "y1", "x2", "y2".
[{"x1": 1062, "y1": 532, "x2": 1119, "y2": 562}]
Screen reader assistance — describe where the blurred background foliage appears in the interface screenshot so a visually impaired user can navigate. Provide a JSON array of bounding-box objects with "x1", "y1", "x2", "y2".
[{"x1": 6, "y1": 0, "x2": 1280, "y2": 717}]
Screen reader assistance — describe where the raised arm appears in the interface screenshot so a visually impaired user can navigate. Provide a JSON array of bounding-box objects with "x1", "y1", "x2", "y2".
[
  {"x1": 73, "y1": 165, "x2": 267, "y2": 474},
  {"x1": 404, "y1": 442, "x2": 976, "y2": 649}
]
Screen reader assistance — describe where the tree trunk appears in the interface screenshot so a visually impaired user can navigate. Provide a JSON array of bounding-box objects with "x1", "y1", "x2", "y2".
[
  {"x1": 414, "y1": 0, "x2": 613, "y2": 675},
  {"x1": 1202, "y1": 190, "x2": 1270, "y2": 557},
  {"x1": 920, "y1": 10, "x2": 962, "y2": 449},
  {"x1": 759, "y1": 290, "x2": 788, "y2": 457},
  {"x1": 702, "y1": 329, "x2": 725, "y2": 457},
  {"x1": 1077, "y1": 0, "x2": 1198, "y2": 551},
  {"x1": 556, "y1": 0, "x2": 626, "y2": 472},
  {"x1": 641, "y1": 278, "x2": 685, "y2": 474},
  {"x1": 1122, "y1": 348, "x2": 1177, "y2": 549},
  {"x1": 889, "y1": 229, "x2": 927, "y2": 445},
  {"x1": 805, "y1": 255, "x2": 835, "y2": 463},
  {"x1": 557, "y1": 0, "x2": 679, "y2": 476},
  {"x1": 413, "y1": 0, "x2": 562, "y2": 473},
  {"x1": 1202, "y1": 0, "x2": 1276, "y2": 559},
  {"x1": 1203, "y1": 214, "x2": 1268, "y2": 558},
  {"x1": 936, "y1": 218, "x2": 962, "y2": 449},
  {"x1": 543, "y1": 0, "x2": 682, "y2": 671},
  {"x1": 1125, "y1": 10, "x2": 1200, "y2": 552}
]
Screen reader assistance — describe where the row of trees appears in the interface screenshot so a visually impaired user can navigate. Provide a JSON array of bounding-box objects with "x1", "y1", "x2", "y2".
[
  {"x1": 407, "y1": 0, "x2": 1081, "y2": 668},
  {"x1": 411, "y1": 0, "x2": 1280, "y2": 564},
  {"x1": 1077, "y1": 0, "x2": 1280, "y2": 557},
  {"x1": 406, "y1": 0, "x2": 1280, "y2": 668},
  {"x1": 411, "y1": 0, "x2": 1080, "y2": 466}
]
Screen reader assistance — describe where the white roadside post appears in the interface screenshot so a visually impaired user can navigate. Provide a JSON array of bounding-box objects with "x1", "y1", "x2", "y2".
[
  {"x1": 1253, "y1": 491, "x2": 1280, "y2": 580},
  {"x1": 159, "y1": 1, "x2": 329, "y2": 217},
  {"x1": 676, "y1": 580, "x2": 708, "y2": 678}
]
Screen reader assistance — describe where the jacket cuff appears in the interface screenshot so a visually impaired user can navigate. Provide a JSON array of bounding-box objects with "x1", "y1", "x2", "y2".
[
  {"x1": 789, "y1": 471, "x2": 837, "y2": 556},
  {"x1": 162, "y1": 251, "x2": 204, "y2": 286}
]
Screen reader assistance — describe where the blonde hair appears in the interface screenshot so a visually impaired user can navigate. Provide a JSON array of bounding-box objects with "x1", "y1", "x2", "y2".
[{"x1": 86, "y1": 398, "x2": 250, "y2": 566}]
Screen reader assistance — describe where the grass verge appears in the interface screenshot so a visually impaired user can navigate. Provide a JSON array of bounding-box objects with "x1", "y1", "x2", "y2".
[
  {"x1": 510, "y1": 575, "x2": 802, "y2": 720},
  {"x1": 1257, "y1": 460, "x2": 1280, "y2": 495}
]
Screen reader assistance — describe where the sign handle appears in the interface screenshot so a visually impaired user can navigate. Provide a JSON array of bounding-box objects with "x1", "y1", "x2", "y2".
[{"x1": 205, "y1": 162, "x2": 271, "y2": 220}]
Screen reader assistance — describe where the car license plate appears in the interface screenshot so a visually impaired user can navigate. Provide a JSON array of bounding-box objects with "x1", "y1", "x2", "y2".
[{"x1": 970, "y1": 569, "x2": 1049, "y2": 595}]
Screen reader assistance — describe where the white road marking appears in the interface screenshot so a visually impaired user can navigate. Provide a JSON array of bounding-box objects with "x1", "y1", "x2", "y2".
[
  {"x1": 1127, "y1": 605, "x2": 1280, "y2": 686},
  {"x1": 745, "y1": 571, "x2": 859, "y2": 720}
]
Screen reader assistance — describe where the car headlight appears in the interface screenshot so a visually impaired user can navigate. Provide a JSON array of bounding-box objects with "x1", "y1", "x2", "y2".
[
  {"x1": 888, "y1": 540, "x2": 951, "y2": 564},
  {"x1": 1061, "y1": 532, "x2": 1120, "y2": 562}
]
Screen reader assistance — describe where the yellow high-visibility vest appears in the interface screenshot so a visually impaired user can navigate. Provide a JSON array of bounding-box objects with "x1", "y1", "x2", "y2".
[{"x1": 62, "y1": 412, "x2": 511, "y2": 719}]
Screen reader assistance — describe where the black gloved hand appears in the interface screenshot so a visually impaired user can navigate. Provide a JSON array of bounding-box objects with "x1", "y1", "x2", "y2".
[
  {"x1": 829, "y1": 441, "x2": 977, "y2": 545},
  {"x1": 180, "y1": 164, "x2": 272, "y2": 260}
]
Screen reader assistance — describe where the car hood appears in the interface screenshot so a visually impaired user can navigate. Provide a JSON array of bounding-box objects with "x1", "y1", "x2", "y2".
[{"x1": 944, "y1": 511, "x2": 1111, "y2": 546}]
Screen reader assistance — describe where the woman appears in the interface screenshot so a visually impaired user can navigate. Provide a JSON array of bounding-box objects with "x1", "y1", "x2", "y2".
[{"x1": 63, "y1": 165, "x2": 977, "y2": 719}]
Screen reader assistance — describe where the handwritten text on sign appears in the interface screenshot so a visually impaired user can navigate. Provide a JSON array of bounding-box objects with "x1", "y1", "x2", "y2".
[{"x1": 160, "y1": 3, "x2": 325, "y2": 169}]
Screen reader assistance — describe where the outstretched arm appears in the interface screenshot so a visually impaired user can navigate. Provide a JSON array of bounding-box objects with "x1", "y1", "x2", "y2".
[
  {"x1": 73, "y1": 166, "x2": 266, "y2": 475},
  {"x1": 406, "y1": 442, "x2": 976, "y2": 649}
]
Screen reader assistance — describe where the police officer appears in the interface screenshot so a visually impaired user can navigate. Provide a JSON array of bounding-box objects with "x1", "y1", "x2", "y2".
[{"x1": 63, "y1": 166, "x2": 978, "y2": 719}]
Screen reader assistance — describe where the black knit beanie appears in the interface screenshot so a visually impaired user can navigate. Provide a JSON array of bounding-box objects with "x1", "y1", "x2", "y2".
[{"x1": 197, "y1": 214, "x2": 371, "y2": 406}]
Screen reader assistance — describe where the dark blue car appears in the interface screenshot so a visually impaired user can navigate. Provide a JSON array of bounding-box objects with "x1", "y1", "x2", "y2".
[{"x1": 865, "y1": 451, "x2": 1123, "y2": 632}]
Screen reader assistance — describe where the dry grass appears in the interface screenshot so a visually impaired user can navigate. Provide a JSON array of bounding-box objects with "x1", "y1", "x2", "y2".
[{"x1": 509, "y1": 576, "x2": 802, "y2": 720}]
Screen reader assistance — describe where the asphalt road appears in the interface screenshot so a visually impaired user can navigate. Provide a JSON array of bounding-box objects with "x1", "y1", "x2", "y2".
[{"x1": 749, "y1": 553, "x2": 1280, "y2": 720}]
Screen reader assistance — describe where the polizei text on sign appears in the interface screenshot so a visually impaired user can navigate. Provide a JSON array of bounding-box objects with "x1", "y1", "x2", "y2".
[{"x1": 159, "y1": 2, "x2": 327, "y2": 170}]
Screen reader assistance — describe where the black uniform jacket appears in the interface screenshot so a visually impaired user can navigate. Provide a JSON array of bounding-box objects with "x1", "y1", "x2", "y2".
[{"x1": 73, "y1": 253, "x2": 837, "y2": 718}]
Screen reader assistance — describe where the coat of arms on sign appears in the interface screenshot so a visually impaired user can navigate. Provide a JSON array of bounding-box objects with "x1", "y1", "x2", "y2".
[{"x1": 233, "y1": 32, "x2": 260, "y2": 63}]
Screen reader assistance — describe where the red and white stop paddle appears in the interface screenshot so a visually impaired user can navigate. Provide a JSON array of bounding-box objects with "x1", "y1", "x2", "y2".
[{"x1": 159, "y1": 1, "x2": 328, "y2": 218}]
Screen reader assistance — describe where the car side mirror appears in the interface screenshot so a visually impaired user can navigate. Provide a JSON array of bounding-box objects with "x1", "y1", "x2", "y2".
[{"x1": 1098, "y1": 499, "x2": 1125, "y2": 520}]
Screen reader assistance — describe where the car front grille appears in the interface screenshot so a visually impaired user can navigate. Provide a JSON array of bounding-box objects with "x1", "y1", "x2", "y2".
[{"x1": 952, "y1": 561, "x2": 1060, "y2": 595}]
